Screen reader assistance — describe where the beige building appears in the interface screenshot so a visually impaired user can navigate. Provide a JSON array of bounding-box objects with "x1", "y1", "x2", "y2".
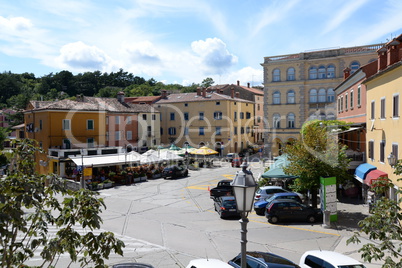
[
  {"x1": 261, "y1": 44, "x2": 383, "y2": 157},
  {"x1": 364, "y1": 34, "x2": 402, "y2": 199},
  {"x1": 155, "y1": 88, "x2": 255, "y2": 156}
]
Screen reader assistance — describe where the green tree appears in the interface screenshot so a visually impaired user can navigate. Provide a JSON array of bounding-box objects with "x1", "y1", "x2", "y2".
[
  {"x1": 282, "y1": 120, "x2": 351, "y2": 207},
  {"x1": 0, "y1": 139, "x2": 125, "y2": 267},
  {"x1": 201, "y1": 77, "x2": 214, "y2": 88},
  {"x1": 347, "y1": 175, "x2": 402, "y2": 267}
]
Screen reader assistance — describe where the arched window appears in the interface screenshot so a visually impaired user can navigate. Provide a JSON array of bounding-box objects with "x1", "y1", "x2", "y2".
[
  {"x1": 350, "y1": 61, "x2": 360, "y2": 74},
  {"x1": 309, "y1": 113, "x2": 318, "y2": 120},
  {"x1": 327, "y1": 113, "x2": 336, "y2": 120},
  {"x1": 273, "y1": 91, "x2": 281, "y2": 104},
  {"x1": 287, "y1": 113, "x2": 295, "y2": 128},
  {"x1": 318, "y1": 88, "x2": 326, "y2": 102},
  {"x1": 318, "y1": 65, "x2": 326, "y2": 79},
  {"x1": 273, "y1": 69, "x2": 281, "y2": 82},
  {"x1": 273, "y1": 113, "x2": 281, "y2": 128},
  {"x1": 327, "y1": 64, "x2": 335, "y2": 78},
  {"x1": 309, "y1": 89, "x2": 317, "y2": 103},
  {"x1": 287, "y1": 67, "x2": 295, "y2": 81},
  {"x1": 309, "y1": 66, "x2": 317, "y2": 79},
  {"x1": 318, "y1": 113, "x2": 326, "y2": 120},
  {"x1": 327, "y1": 88, "x2": 335, "y2": 102},
  {"x1": 287, "y1": 90, "x2": 295, "y2": 104}
]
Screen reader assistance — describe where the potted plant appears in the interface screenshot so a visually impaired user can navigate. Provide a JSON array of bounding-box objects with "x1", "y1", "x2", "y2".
[
  {"x1": 133, "y1": 172, "x2": 140, "y2": 183},
  {"x1": 103, "y1": 179, "x2": 113, "y2": 188},
  {"x1": 108, "y1": 171, "x2": 116, "y2": 178},
  {"x1": 139, "y1": 172, "x2": 147, "y2": 182},
  {"x1": 97, "y1": 182, "x2": 104, "y2": 190}
]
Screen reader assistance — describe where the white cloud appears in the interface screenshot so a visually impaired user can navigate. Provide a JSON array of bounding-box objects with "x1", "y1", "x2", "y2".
[
  {"x1": 55, "y1": 41, "x2": 115, "y2": 72},
  {"x1": 191, "y1": 38, "x2": 238, "y2": 75},
  {"x1": 0, "y1": 16, "x2": 32, "y2": 32},
  {"x1": 122, "y1": 41, "x2": 161, "y2": 64}
]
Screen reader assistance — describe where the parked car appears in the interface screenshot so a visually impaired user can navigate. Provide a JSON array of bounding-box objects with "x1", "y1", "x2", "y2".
[
  {"x1": 231, "y1": 157, "x2": 242, "y2": 167},
  {"x1": 254, "y1": 186, "x2": 289, "y2": 201},
  {"x1": 210, "y1": 179, "x2": 234, "y2": 199},
  {"x1": 162, "y1": 165, "x2": 188, "y2": 179},
  {"x1": 254, "y1": 192, "x2": 303, "y2": 216},
  {"x1": 228, "y1": 251, "x2": 300, "y2": 268},
  {"x1": 299, "y1": 250, "x2": 366, "y2": 268},
  {"x1": 213, "y1": 196, "x2": 241, "y2": 219},
  {"x1": 265, "y1": 199, "x2": 323, "y2": 224},
  {"x1": 186, "y1": 258, "x2": 233, "y2": 268},
  {"x1": 112, "y1": 263, "x2": 154, "y2": 268},
  {"x1": 225, "y1": 153, "x2": 236, "y2": 162}
]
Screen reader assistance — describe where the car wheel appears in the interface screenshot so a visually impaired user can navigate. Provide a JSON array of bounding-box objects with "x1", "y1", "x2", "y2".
[
  {"x1": 269, "y1": 216, "x2": 279, "y2": 224},
  {"x1": 307, "y1": 215, "x2": 316, "y2": 223},
  {"x1": 255, "y1": 209, "x2": 263, "y2": 216},
  {"x1": 184, "y1": 171, "x2": 188, "y2": 177}
]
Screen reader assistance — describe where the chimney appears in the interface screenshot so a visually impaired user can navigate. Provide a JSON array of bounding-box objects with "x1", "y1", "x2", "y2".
[
  {"x1": 202, "y1": 87, "x2": 206, "y2": 98},
  {"x1": 377, "y1": 47, "x2": 387, "y2": 71},
  {"x1": 235, "y1": 92, "x2": 240, "y2": 98},
  {"x1": 237, "y1": 80, "x2": 240, "y2": 86},
  {"x1": 197, "y1": 87, "x2": 201, "y2": 96},
  {"x1": 387, "y1": 40, "x2": 401, "y2": 66},
  {"x1": 161, "y1": 90, "x2": 168, "y2": 99},
  {"x1": 117, "y1": 91, "x2": 125, "y2": 103},
  {"x1": 76, "y1": 94, "x2": 84, "y2": 102},
  {"x1": 343, "y1": 67, "x2": 351, "y2": 80},
  {"x1": 247, "y1": 82, "x2": 250, "y2": 88},
  {"x1": 231, "y1": 87, "x2": 235, "y2": 98}
]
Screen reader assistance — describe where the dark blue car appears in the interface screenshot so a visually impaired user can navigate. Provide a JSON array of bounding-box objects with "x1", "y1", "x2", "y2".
[{"x1": 254, "y1": 192, "x2": 302, "y2": 216}]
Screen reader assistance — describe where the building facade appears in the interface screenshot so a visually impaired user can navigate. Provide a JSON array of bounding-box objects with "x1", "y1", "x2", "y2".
[
  {"x1": 155, "y1": 89, "x2": 254, "y2": 156},
  {"x1": 261, "y1": 44, "x2": 383, "y2": 157}
]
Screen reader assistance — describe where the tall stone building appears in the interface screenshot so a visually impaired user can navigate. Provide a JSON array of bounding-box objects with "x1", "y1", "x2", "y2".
[{"x1": 261, "y1": 44, "x2": 383, "y2": 157}]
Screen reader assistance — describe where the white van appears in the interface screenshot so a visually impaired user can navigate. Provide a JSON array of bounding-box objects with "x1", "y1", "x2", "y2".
[
  {"x1": 186, "y1": 258, "x2": 232, "y2": 268},
  {"x1": 299, "y1": 250, "x2": 366, "y2": 268}
]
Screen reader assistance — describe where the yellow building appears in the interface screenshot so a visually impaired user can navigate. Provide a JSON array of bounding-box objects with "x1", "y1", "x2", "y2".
[
  {"x1": 155, "y1": 89, "x2": 254, "y2": 156},
  {"x1": 261, "y1": 44, "x2": 383, "y2": 157},
  {"x1": 364, "y1": 34, "x2": 402, "y2": 200}
]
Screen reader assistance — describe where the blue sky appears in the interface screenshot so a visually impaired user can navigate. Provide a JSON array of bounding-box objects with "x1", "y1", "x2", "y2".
[{"x1": 0, "y1": 0, "x2": 402, "y2": 87}]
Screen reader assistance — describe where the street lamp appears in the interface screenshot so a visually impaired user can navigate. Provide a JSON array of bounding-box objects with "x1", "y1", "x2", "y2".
[
  {"x1": 387, "y1": 152, "x2": 397, "y2": 167},
  {"x1": 231, "y1": 161, "x2": 257, "y2": 268}
]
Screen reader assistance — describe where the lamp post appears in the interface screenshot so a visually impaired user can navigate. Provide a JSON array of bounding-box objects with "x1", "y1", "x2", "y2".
[
  {"x1": 80, "y1": 149, "x2": 85, "y2": 189},
  {"x1": 231, "y1": 161, "x2": 257, "y2": 268},
  {"x1": 387, "y1": 152, "x2": 397, "y2": 167}
]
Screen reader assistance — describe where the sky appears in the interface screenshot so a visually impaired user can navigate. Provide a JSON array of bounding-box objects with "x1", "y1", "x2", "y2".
[{"x1": 1, "y1": 0, "x2": 402, "y2": 87}]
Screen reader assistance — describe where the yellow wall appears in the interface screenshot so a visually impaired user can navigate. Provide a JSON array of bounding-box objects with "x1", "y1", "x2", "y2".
[{"x1": 365, "y1": 65, "x2": 402, "y2": 189}]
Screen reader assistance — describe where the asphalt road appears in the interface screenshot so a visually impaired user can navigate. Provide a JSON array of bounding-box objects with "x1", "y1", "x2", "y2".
[{"x1": 26, "y1": 160, "x2": 383, "y2": 267}]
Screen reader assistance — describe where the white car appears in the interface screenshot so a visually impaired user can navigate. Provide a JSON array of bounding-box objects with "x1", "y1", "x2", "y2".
[
  {"x1": 299, "y1": 250, "x2": 366, "y2": 268},
  {"x1": 254, "y1": 186, "x2": 289, "y2": 201},
  {"x1": 186, "y1": 258, "x2": 232, "y2": 268}
]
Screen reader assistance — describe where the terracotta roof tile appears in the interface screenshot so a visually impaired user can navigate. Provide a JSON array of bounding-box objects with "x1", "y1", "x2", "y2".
[{"x1": 155, "y1": 92, "x2": 253, "y2": 104}]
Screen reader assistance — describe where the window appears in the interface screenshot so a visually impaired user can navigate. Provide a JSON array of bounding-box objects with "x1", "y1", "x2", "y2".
[
  {"x1": 160, "y1": 128, "x2": 163, "y2": 135},
  {"x1": 345, "y1": 94, "x2": 348, "y2": 110},
  {"x1": 371, "y1": 101, "x2": 375, "y2": 120},
  {"x1": 287, "y1": 67, "x2": 295, "y2": 81},
  {"x1": 184, "y1": 103, "x2": 188, "y2": 107},
  {"x1": 168, "y1": 127, "x2": 176, "y2": 135},
  {"x1": 127, "y1": 116, "x2": 132, "y2": 124},
  {"x1": 273, "y1": 113, "x2": 280, "y2": 128},
  {"x1": 106, "y1": 116, "x2": 109, "y2": 125},
  {"x1": 327, "y1": 113, "x2": 336, "y2": 120},
  {"x1": 392, "y1": 144, "x2": 399, "y2": 162},
  {"x1": 115, "y1": 131, "x2": 121, "y2": 141},
  {"x1": 234, "y1": 111, "x2": 237, "y2": 121},
  {"x1": 350, "y1": 61, "x2": 360, "y2": 73},
  {"x1": 309, "y1": 89, "x2": 317, "y2": 103},
  {"x1": 393, "y1": 94, "x2": 399, "y2": 117},
  {"x1": 115, "y1": 116, "x2": 120, "y2": 124},
  {"x1": 309, "y1": 66, "x2": 317, "y2": 79},
  {"x1": 369, "y1": 140, "x2": 374, "y2": 160},
  {"x1": 152, "y1": 114, "x2": 156, "y2": 120},
  {"x1": 327, "y1": 64, "x2": 335, "y2": 78},
  {"x1": 216, "y1": 127, "x2": 221, "y2": 135},
  {"x1": 380, "y1": 140, "x2": 385, "y2": 163},
  {"x1": 234, "y1": 127, "x2": 237, "y2": 135},
  {"x1": 106, "y1": 132, "x2": 109, "y2": 141},
  {"x1": 126, "y1": 131, "x2": 132, "y2": 140},
  {"x1": 381, "y1": 98, "x2": 386, "y2": 119},
  {"x1": 350, "y1": 90, "x2": 354, "y2": 109},
  {"x1": 199, "y1": 127, "x2": 204, "y2": 135},
  {"x1": 287, "y1": 113, "x2": 295, "y2": 128},
  {"x1": 273, "y1": 69, "x2": 281, "y2": 81},
  {"x1": 199, "y1": 112, "x2": 204, "y2": 120},
  {"x1": 184, "y1": 127, "x2": 189, "y2": 135},
  {"x1": 87, "y1": 138, "x2": 94, "y2": 148},
  {"x1": 273, "y1": 91, "x2": 281, "y2": 104},
  {"x1": 39, "y1": 120, "x2": 42, "y2": 130},
  {"x1": 216, "y1": 101, "x2": 220, "y2": 105},
  {"x1": 241, "y1": 127, "x2": 245, "y2": 134},
  {"x1": 170, "y1": 112, "x2": 175, "y2": 120},
  {"x1": 142, "y1": 114, "x2": 147, "y2": 120},
  {"x1": 318, "y1": 65, "x2": 326, "y2": 79},
  {"x1": 338, "y1": 98, "x2": 341, "y2": 113},
  {"x1": 246, "y1": 127, "x2": 250, "y2": 133},
  {"x1": 357, "y1": 85, "x2": 361, "y2": 106},
  {"x1": 62, "y1": 119, "x2": 70, "y2": 130},
  {"x1": 63, "y1": 139, "x2": 71, "y2": 149},
  {"x1": 340, "y1": 96, "x2": 344, "y2": 111},
  {"x1": 184, "y1": 112, "x2": 189, "y2": 121},
  {"x1": 87, "y1": 119, "x2": 94, "y2": 130},
  {"x1": 147, "y1": 126, "x2": 151, "y2": 137},
  {"x1": 287, "y1": 90, "x2": 295, "y2": 104},
  {"x1": 327, "y1": 88, "x2": 335, "y2": 102},
  {"x1": 318, "y1": 89, "x2": 326, "y2": 103},
  {"x1": 214, "y1": 112, "x2": 222, "y2": 120},
  {"x1": 246, "y1": 112, "x2": 251, "y2": 119},
  {"x1": 240, "y1": 112, "x2": 244, "y2": 119}
]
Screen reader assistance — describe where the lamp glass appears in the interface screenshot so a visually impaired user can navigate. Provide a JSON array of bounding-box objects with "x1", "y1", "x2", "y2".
[
  {"x1": 233, "y1": 186, "x2": 256, "y2": 212},
  {"x1": 388, "y1": 153, "x2": 396, "y2": 166}
]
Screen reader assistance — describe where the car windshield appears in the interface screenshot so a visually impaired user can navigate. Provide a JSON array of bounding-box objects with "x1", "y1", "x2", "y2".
[
  {"x1": 338, "y1": 265, "x2": 366, "y2": 268},
  {"x1": 222, "y1": 200, "x2": 236, "y2": 208}
]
